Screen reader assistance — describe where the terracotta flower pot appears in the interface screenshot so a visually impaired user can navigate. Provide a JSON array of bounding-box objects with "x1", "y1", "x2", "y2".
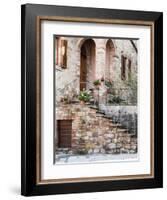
[{"x1": 80, "y1": 100, "x2": 85, "y2": 105}]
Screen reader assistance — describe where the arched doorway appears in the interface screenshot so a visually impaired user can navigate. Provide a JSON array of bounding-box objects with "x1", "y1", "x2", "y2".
[
  {"x1": 105, "y1": 39, "x2": 115, "y2": 81},
  {"x1": 80, "y1": 39, "x2": 95, "y2": 91}
]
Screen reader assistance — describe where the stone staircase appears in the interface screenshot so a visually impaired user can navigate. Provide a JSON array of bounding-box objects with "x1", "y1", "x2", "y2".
[
  {"x1": 90, "y1": 104, "x2": 137, "y2": 136},
  {"x1": 56, "y1": 103, "x2": 137, "y2": 155}
]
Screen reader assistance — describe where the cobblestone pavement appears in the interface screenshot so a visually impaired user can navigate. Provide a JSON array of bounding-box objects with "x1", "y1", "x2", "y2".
[{"x1": 55, "y1": 153, "x2": 138, "y2": 164}]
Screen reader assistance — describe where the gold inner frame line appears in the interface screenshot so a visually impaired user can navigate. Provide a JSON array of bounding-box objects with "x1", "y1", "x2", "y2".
[{"x1": 36, "y1": 16, "x2": 154, "y2": 185}]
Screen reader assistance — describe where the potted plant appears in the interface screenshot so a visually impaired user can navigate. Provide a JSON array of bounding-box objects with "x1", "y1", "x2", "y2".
[
  {"x1": 60, "y1": 96, "x2": 69, "y2": 104},
  {"x1": 78, "y1": 90, "x2": 91, "y2": 105},
  {"x1": 108, "y1": 94, "x2": 123, "y2": 105},
  {"x1": 101, "y1": 76, "x2": 104, "y2": 82},
  {"x1": 105, "y1": 80, "x2": 114, "y2": 93},
  {"x1": 93, "y1": 79, "x2": 101, "y2": 89}
]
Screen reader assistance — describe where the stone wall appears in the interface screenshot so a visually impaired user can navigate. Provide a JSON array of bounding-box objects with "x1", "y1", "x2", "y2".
[
  {"x1": 55, "y1": 37, "x2": 138, "y2": 103},
  {"x1": 99, "y1": 105, "x2": 138, "y2": 135},
  {"x1": 56, "y1": 104, "x2": 137, "y2": 155}
]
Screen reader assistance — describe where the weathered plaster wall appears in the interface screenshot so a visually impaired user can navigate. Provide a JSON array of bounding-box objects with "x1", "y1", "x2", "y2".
[
  {"x1": 55, "y1": 37, "x2": 81, "y2": 102},
  {"x1": 55, "y1": 37, "x2": 138, "y2": 103}
]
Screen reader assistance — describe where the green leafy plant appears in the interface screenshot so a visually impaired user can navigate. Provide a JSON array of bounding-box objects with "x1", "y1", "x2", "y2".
[
  {"x1": 105, "y1": 80, "x2": 113, "y2": 88},
  {"x1": 76, "y1": 149, "x2": 88, "y2": 155},
  {"x1": 105, "y1": 80, "x2": 117, "y2": 96},
  {"x1": 93, "y1": 79, "x2": 101, "y2": 86},
  {"x1": 78, "y1": 90, "x2": 91, "y2": 102},
  {"x1": 124, "y1": 73, "x2": 137, "y2": 105},
  {"x1": 60, "y1": 96, "x2": 69, "y2": 104},
  {"x1": 60, "y1": 88, "x2": 79, "y2": 104},
  {"x1": 108, "y1": 94, "x2": 123, "y2": 104}
]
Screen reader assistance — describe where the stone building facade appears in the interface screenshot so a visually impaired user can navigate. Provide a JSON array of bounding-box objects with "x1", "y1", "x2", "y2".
[
  {"x1": 55, "y1": 37, "x2": 138, "y2": 104},
  {"x1": 54, "y1": 36, "x2": 138, "y2": 158}
]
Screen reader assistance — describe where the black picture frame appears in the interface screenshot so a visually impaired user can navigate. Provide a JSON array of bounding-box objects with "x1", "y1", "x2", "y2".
[{"x1": 21, "y1": 3, "x2": 163, "y2": 196}]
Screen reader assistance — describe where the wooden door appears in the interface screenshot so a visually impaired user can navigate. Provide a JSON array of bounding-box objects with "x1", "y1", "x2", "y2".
[
  {"x1": 57, "y1": 120, "x2": 72, "y2": 148},
  {"x1": 80, "y1": 46, "x2": 87, "y2": 91}
]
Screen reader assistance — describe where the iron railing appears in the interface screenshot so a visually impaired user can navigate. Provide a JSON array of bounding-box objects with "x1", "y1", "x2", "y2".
[{"x1": 56, "y1": 79, "x2": 137, "y2": 106}]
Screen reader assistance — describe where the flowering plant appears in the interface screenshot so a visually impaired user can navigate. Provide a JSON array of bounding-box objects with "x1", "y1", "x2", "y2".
[{"x1": 78, "y1": 90, "x2": 91, "y2": 102}]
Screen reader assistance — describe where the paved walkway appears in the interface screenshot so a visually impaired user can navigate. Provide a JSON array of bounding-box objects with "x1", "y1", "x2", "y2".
[{"x1": 55, "y1": 153, "x2": 138, "y2": 164}]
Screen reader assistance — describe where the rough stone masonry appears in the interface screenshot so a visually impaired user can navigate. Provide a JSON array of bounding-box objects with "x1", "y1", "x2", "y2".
[
  {"x1": 56, "y1": 104, "x2": 137, "y2": 155},
  {"x1": 55, "y1": 36, "x2": 138, "y2": 157}
]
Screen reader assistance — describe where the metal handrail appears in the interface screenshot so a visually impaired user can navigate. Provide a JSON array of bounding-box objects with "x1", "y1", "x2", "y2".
[
  {"x1": 56, "y1": 78, "x2": 137, "y2": 105},
  {"x1": 56, "y1": 78, "x2": 78, "y2": 93}
]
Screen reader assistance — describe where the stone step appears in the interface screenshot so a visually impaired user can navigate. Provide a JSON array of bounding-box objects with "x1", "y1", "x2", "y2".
[
  {"x1": 95, "y1": 114, "x2": 106, "y2": 117},
  {"x1": 102, "y1": 115, "x2": 113, "y2": 120},
  {"x1": 127, "y1": 133, "x2": 136, "y2": 137},
  {"x1": 89, "y1": 106, "x2": 99, "y2": 110},
  {"x1": 96, "y1": 111, "x2": 106, "y2": 115},
  {"x1": 116, "y1": 129, "x2": 129, "y2": 132},
  {"x1": 109, "y1": 123, "x2": 122, "y2": 127}
]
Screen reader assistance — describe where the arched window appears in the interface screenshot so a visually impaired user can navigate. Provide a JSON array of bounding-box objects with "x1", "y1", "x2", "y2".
[{"x1": 105, "y1": 40, "x2": 115, "y2": 81}]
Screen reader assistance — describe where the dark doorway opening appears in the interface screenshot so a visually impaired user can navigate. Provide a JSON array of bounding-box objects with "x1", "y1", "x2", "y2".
[{"x1": 80, "y1": 39, "x2": 95, "y2": 91}]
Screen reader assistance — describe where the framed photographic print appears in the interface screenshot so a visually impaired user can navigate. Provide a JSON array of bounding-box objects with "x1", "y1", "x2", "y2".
[{"x1": 21, "y1": 4, "x2": 163, "y2": 196}]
